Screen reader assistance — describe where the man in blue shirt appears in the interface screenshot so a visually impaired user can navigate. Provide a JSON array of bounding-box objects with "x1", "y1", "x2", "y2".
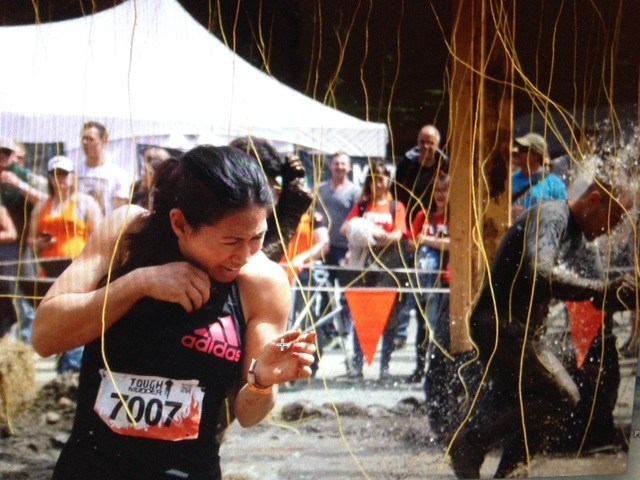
[{"x1": 511, "y1": 132, "x2": 568, "y2": 222}]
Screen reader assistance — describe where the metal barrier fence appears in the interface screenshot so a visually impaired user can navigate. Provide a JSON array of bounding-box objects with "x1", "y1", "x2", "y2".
[{"x1": 286, "y1": 263, "x2": 450, "y2": 333}]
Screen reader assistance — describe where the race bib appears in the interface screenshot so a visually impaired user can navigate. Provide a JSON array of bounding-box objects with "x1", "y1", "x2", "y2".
[{"x1": 94, "y1": 369, "x2": 205, "y2": 442}]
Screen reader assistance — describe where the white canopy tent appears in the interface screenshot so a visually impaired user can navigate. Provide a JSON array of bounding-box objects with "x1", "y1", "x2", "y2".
[{"x1": 0, "y1": 0, "x2": 388, "y2": 175}]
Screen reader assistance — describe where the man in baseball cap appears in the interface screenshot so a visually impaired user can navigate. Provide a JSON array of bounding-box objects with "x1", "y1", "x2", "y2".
[
  {"x1": 0, "y1": 138, "x2": 19, "y2": 155},
  {"x1": 511, "y1": 132, "x2": 567, "y2": 222},
  {"x1": 514, "y1": 132, "x2": 548, "y2": 157},
  {"x1": 0, "y1": 138, "x2": 48, "y2": 344}
]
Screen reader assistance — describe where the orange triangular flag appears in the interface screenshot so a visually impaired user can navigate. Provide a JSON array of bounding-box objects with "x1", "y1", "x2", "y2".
[
  {"x1": 345, "y1": 289, "x2": 397, "y2": 365},
  {"x1": 567, "y1": 301, "x2": 604, "y2": 369}
]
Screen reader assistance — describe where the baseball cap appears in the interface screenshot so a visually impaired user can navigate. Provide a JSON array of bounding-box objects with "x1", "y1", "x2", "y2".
[
  {"x1": 47, "y1": 155, "x2": 75, "y2": 173},
  {"x1": 515, "y1": 133, "x2": 548, "y2": 157},
  {"x1": 0, "y1": 138, "x2": 18, "y2": 154}
]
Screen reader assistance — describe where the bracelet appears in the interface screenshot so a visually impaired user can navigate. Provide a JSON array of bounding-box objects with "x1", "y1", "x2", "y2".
[
  {"x1": 246, "y1": 381, "x2": 273, "y2": 395},
  {"x1": 246, "y1": 358, "x2": 273, "y2": 395}
]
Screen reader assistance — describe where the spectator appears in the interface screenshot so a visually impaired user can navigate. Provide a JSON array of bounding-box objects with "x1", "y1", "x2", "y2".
[
  {"x1": 230, "y1": 137, "x2": 312, "y2": 262},
  {"x1": 282, "y1": 210, "x2": 330, "y2": 282},
  {"x1": 404, "y1": 174, "x2": 450, "y2": 383},
  {"x1": 449, "y1": 173, "x2": 636, "y2": 478},
  {"x1": 393, "y1": 125, "x2": 448, "y2": 350},
  {"x1": 0, "y1": 200, "x2": 18, "y2": 338},
  {"x1": 283, "y1": 208, "x2": 329, "y2": 375},
  {"x1": 29, "y1": 155, "x2": 103, "y2": 264},
  {"x1": 0, "y1": 138, "x2": 48, "y2": 343},
  {"x1": 316, "y1": 152, "x2": 361, "y2": 346},
  {"x1": 0, "y1": 138, "x2": 48, "y2": 227},
  {"x1": 132, "y1": 146, "x2": 171, "y2": 208},
  {"x1": 317, "y1": 152, "x2": 362, "y2": 266},
  {"x1": 340, "y1": 161, "x2": 407, "y2": 380},
  {"x1": 13, "y1": 141, "x2": 27, "y2": 167},
  {"x1": 511, "y1": 132, "x2": 568, "y2": 221},
  {"x1": 393, "y1": 124, "x2": 448, "y2": 228},
  {"x1": 76, "y1": 121, "x2": 133, "y2": 215},
  {"x1": 28, "y1": 155, "x2": 103, "y2": 373}
]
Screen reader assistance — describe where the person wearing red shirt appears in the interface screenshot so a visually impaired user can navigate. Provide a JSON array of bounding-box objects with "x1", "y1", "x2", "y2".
[
  {"x1": 340, "y1": 161, "x2": 407, "y2": 380},
  {"x1": 405, "y1": 174, "x2": 450, "y2": 383}
]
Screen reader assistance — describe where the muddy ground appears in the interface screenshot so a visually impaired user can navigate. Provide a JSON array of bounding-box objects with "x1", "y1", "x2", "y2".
[{"x1": 1, "y1": 372, "x2": 638, "y2": 480}]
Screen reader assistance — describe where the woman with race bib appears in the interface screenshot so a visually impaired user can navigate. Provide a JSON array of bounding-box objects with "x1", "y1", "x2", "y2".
[{"x1": 32, "y1": 145, "x2": 316, "y2": 479}]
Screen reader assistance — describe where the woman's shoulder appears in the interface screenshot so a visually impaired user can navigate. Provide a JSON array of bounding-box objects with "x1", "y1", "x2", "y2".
[
  {"x1": 238, "y1": 251, "x2": 289, "y2": 289},
  {"x1": 96, "y1": 205, "x2": 149, "y2": 242},
  {"x1": 236, "y1": 251, "x2": 291, "y2": 327}
]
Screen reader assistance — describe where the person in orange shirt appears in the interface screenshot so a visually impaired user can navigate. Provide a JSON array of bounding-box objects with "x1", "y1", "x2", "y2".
[
  {"x1": 282, "y1": 209, "x2": 329, "y2": 375},
  {"x1": 30, "y1": 156, "x2": 103, "y2": 265},
  {"x1": 282, "y1": 210, "x2": 329, "y2": 283}
]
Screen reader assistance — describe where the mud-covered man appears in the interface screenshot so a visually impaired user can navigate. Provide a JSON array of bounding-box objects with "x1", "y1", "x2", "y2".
[{"x1": 450, "y1": 170, "x2": 637, "y2": 478}]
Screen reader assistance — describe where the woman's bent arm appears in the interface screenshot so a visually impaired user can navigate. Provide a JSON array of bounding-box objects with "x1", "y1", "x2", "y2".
[
  {"x1": 33, "y1": 205, "x2": 213, "y2": 357},
  {"x1": 233, "y1": 253, "x2": 316, "y2": 427},
  {"x1": 32, "y1": 206, "x2": 148, "y2": 356}
]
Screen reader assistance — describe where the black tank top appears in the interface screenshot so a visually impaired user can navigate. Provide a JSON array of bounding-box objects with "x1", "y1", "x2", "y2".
[{"x1": 54, "y1": 282, "x2": 246, "y2": 479}]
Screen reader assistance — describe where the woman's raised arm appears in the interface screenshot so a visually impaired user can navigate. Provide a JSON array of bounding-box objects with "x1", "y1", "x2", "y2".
[
  {"x1": 33, "y1": 205, "x2": 213, "y2": 357},
  {"x1": 32, "y1": 206, "x2": 147, "y2": 356}
]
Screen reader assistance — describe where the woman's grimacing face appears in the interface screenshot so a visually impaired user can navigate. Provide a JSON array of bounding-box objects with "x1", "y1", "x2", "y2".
[{"x1": 177, "y1": 204, "x2": 268, "y2": 283}]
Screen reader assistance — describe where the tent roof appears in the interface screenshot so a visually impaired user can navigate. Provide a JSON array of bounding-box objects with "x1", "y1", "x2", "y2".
[{"x1": 0, "y1": 0, "x2": 388, "y2": 157}]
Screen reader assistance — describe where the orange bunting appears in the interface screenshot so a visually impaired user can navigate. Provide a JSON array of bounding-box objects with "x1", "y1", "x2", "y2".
[
  {"x1": 567, "y1": 301, "x2": 604, "y2": 369},
  {"x1": 345, "y1": 289, "x2": 397, "y2": 365}
]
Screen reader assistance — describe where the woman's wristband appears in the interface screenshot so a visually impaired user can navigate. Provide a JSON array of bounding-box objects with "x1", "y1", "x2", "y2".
[
  {"x1": 246, "y1": 358, "x2": 273, "y2": 395},
  {"x1": 246, "y1": 382, "x2": 273, "y2": 395}
]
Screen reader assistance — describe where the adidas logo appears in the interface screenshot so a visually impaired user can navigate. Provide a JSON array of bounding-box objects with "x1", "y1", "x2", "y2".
[{"x1": 181, "y1": 315, "x2": 242, "y2": 362}]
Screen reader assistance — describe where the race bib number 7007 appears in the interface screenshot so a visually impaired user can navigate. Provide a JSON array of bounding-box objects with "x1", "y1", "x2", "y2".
[{"x1": 94, "y1": 369, "x2": 205, "y2": 442}]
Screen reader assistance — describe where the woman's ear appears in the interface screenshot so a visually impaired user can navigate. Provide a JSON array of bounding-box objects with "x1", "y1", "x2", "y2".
[{"x1": 169, "y1": 208, "x2": 191, "y2": 238}]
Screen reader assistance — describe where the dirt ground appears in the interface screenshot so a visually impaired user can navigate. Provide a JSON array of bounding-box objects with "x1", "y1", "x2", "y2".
[
  {"x1": 1, "y1": 374, "x2": 442, "y2": 480},
  {"x1": 1, "y1": 372, "x2": 637, "y2": 480}
]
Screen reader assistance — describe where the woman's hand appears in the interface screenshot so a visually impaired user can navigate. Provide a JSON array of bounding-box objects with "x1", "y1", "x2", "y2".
[
  {"x1": 141, "y1": 261, "x2": 211, "y2": 312},
  {"x1": 372, "y1": 230, "x2": 388, "y2": 246},
  {"x1": 252, "y1": 330, "x2": 317, "y2": 386}
]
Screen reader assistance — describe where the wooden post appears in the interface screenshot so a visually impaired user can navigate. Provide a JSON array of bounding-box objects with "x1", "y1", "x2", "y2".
[{"x1": 448, "y1": 0, "x2": 513, "y2": 353}]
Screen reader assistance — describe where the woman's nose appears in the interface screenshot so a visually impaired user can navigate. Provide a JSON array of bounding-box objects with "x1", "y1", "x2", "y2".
[{"x1": 232, "y1": 244, "x2": 252, "y2": 265}]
